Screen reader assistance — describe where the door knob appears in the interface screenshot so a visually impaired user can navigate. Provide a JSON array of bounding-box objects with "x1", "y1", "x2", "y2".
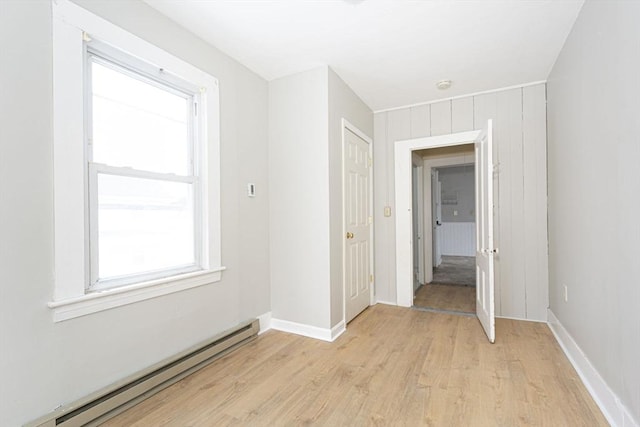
[{"x1": 346, "y1": 232, "x2": 354, "y2": 239}]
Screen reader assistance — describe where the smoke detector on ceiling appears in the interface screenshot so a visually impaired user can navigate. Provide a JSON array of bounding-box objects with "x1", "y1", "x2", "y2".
[{"x1": 436, "y1": 80, "x2": 452, "y2": 90}]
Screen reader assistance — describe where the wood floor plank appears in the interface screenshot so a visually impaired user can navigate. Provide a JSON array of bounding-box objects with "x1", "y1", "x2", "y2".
[{"x1": 103, "y1": 305, "x2": 607, "y2": 426}]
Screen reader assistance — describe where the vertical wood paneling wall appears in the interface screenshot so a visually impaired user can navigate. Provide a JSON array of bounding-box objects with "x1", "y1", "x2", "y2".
[{"x1": 373, "y1": 83, "x2": 548, "y2": 321}]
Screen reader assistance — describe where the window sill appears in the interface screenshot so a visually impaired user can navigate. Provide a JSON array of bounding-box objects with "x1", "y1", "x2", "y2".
[{"x1": 48, "y1": 267, "x2": 226, "y2": 322}]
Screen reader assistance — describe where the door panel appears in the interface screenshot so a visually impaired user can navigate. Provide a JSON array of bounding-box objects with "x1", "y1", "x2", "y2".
[
  {"x1": 345, "y1": 128, "x2": 371, "y2": 323},
  {"x1": 475, "y1": 120, "x2": 495, "y2": 343}
]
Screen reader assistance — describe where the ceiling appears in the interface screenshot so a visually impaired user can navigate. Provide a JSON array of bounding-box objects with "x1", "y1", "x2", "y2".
[{"x1": 143, "y1": 0, "x2": 584, "y2": 112}]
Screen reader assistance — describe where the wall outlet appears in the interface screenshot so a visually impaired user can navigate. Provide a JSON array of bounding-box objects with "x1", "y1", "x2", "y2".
[{"x1": 563, "y1": 285, "x2": 568, "y2": 302}]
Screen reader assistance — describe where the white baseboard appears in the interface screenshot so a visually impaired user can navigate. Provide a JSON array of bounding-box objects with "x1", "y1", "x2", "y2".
[
  {"x1": 256, "y1": 312, "x2": 272, "y2": 335},
  {"x1": 547, "y1": 309, "x2": 639, "y2": 427},
  {"x1": 374, "y1": 300, "x2": 397, "y2": 306},
  {"x1": 331, "y1": 320, "x2": 346, "y2": 341},
  {"x1": 270, "y1": 318, "x2": 345, "y2": 342},
  {"x1": 496, "y1": 314, "x2": 546, "y2": 323}
]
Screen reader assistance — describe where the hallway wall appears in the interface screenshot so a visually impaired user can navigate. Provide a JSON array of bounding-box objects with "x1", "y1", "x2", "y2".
[
  {"x1": 439, "y1": 165, "x2": 475, "y2": 223},
  {"x1": 373, "y1": 83, "x2": 548, "y2": 321}
]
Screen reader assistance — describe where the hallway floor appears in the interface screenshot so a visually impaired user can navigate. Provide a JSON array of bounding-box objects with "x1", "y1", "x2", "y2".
[
  {"x1": 432, "y1": 255, "x2": 475, "y2": 286},
  {"x1": 414, "y1": 256, "x2": 476, "y2": 313},
  {"x1": 414, "y1": 283, "x2": 475, "y2": 313}
]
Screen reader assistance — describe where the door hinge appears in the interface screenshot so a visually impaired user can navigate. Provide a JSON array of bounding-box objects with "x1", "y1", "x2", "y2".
[
  {"x1": 368, "y1": 216, "x2": 373, "y2": 224},
  {"x1": 194, "y1": 102, "x2": 198, "y2": 116},
  {"x1": 369, "y1": 274, "x2": 374, "y2": 283},
  {"x1": 368, "y1": 157, "x2": 372, "y2": 167}
]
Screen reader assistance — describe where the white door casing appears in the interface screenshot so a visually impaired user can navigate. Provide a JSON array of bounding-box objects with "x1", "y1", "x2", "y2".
[
  {"x1": 475, "y1": 120, "x2": 496, "y2": 343},
  {"x1": 395, "y1": 130, "x2": 480, "y2": 308},
  {"x1": 343, "y1": 121, "x2": 373, "y2": 323},
  {"x1": 431, "y1": 170, "x2": 437, "y2": 267},
  {"x1": 395, "y1": 123, "x2": 495, "y2": 343},
  {"x1": 415, "y1": 165, "x2": 425, "y2": 285},
  {"x1": 411, "y1": 160, "x2": 424, "y2": 290}
]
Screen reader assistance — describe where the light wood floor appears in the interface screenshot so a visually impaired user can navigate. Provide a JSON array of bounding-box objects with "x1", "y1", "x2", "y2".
[
  {"x1": 414, "y1": 283, "x2": 476, "y2": 313},
  {"x1": 104, "y1": 305, "x2": 607, "y2": 426}
]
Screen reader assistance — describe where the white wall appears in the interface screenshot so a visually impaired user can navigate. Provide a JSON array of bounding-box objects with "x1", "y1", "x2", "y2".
[
  {"x1": 547, "y1": 0, "x2": 640, "y2": 423},
  {"x1": 269, "y1": 66, "x2": 372, "y2": 331},
  {"x1": 438, "y1": 165, "x2": 475, "y2": 257},
  {"x1": 374, "y1": 84, "x2": 548, "y2": 320},
  {"x1": 328, "y1": 68, "x2": 373, "y2": 326},
  {"x1": 439, "y1": 165, "x2": 475, "y2": 223},
  {"x1": 0, "y1": 1, "x2": 270, "y2": 425},
  {"x1": 269, "y1": 67, "x2": 331, "y2": 329}
]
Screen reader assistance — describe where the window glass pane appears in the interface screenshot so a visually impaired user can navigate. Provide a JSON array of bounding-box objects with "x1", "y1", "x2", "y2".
[
  {"x1": 97, "y1": 173, "x2": 195, "y2": 280},
  {"x1": 91, "y1": 60, "x2": 191, "y2": 175}
]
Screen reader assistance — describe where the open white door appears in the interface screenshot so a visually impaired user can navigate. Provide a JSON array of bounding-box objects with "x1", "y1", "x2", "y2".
[{"x1": 475, "y1": 120, "x2": 495, "y2": 343}]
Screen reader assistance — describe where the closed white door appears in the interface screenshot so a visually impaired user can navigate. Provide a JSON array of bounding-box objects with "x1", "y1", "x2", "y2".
[
  {"x1": 344, "y1": 128, "x2": 371, "y2": 323},
  {"x1": 475, "y1": 120, "x2": 496, "y2": 343}
]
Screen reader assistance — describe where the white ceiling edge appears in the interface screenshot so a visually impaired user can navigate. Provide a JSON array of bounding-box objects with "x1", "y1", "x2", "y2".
[
  {"x1": 142, "y1": 0, "x2": 583, "y2": 111},
  {"x1": 374, "y1": 80, "x2": 547, "y2": 114}
]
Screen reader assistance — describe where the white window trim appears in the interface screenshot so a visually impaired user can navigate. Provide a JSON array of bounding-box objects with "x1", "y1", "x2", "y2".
[{"x1": 50, "y1": 0, "x2": 224, "y2": 322}]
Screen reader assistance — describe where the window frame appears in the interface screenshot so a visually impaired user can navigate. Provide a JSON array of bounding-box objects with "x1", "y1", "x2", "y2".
[
  {"x1": 49, "y1": 0, "x2": 224, "y2": 322},
  {"x1": 85, "y1": 45, "x2": 204, "y2": 291}
]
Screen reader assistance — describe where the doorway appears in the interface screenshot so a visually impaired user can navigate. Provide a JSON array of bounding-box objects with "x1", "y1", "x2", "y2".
[
  {"x1": 414, "y1": 162, "x2": 476, "y2": 314},
  {"x1": 394, "y1": 122, "x2": 496, "y2": 342}
]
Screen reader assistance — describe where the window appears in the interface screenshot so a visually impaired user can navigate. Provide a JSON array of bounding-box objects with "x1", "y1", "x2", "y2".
[
  {"x1": 87, "y1": 44, "x2": 203, "y2": 290},
  {"x1": 50, "y1": 0, "x2": 223, "y2": 321}
]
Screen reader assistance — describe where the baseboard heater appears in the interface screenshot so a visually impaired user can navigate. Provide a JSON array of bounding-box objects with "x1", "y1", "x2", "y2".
[{"x1": 26, "y1": 319, "x2": 260, "y2": 427}]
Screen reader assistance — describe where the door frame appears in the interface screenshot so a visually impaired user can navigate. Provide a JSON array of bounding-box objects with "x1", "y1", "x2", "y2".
[
  {"x1": 342, "y1": 118, "x2": 374, "y2": 324},
  {"x1": 433, "y1": 170, "x2": 442, "y2": 268},
  {"x1": 394, "y1": 130, "x2": 480, "y2": 307},
  {"x1": 411, "y1": 154, "x2": 424, "y2": 288}
]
